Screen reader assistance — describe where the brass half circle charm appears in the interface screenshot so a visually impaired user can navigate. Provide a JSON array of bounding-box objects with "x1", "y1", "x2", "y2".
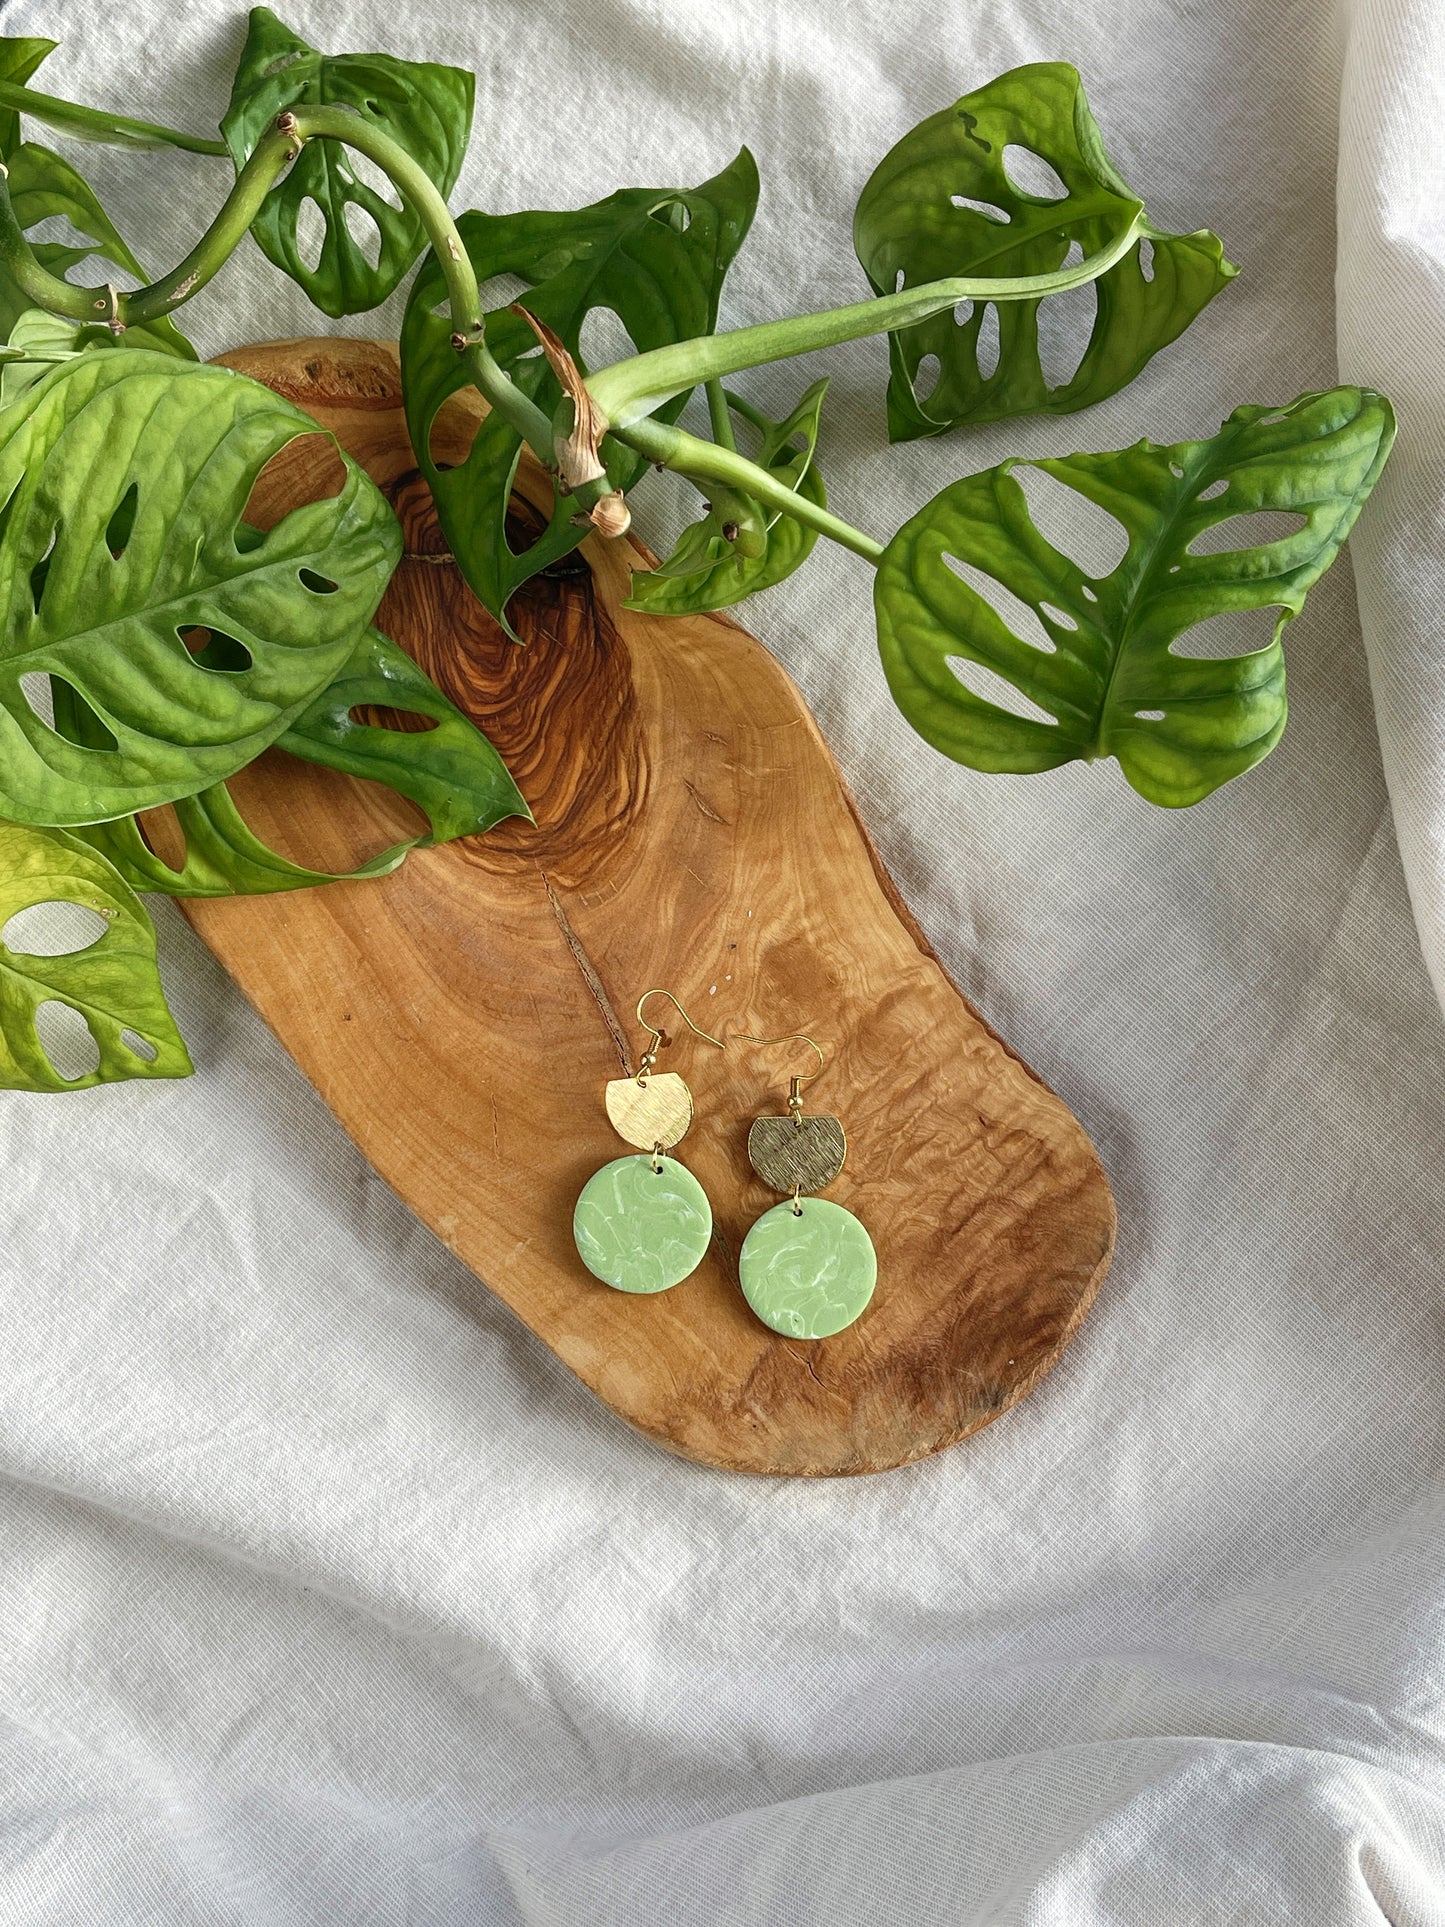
[
  {"x1": 606, "y1": 1070, "x2": 694, "y2": 1150},
  {"x1": 748, "y1": 1114, "x2": 846, "y2": 1194}
]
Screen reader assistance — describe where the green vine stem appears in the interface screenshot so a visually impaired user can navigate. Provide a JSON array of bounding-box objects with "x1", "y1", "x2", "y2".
[
  {"x1": 616, "y1": 411, "x2": 884, "y2": 564},
  {"x1": 0, "y1": 92, "x2": 1143, "y2": 553},
  {"x1": 586, "y1": 213, "x2": 1145, "y2": 429},
  {"x1": 0, "y1": 79, "x2": 230, "y2": 156},
  {"x1": 0, "y1": 103, "x2": 617, "y2": 510}
]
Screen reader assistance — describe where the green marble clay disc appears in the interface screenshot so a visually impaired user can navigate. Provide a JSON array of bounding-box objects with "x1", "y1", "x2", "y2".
[
  {"x1": 573, "y1": 1153, "x2": 712, "y2": 1294},
  {"x1": 738, "y1": 1197, "x2": 877, "y2": 1339}
]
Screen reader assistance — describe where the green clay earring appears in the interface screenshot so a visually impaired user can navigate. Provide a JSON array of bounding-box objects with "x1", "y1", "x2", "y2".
[
  {"x1": 573, "y1": 990, "x2": 724, "y2": 1295},
  {"x1": 735, "y1": 1032, "x2": 876, "y2": 1340}
]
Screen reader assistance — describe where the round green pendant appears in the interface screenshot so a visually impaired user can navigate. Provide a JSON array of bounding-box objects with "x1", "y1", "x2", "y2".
[
  {"x1": 573, "y1": 1153, "x2": 712, "y2": 1294},
  {"x1": 739, "y1": 1197, "x2": 877, "y2": 1339}
]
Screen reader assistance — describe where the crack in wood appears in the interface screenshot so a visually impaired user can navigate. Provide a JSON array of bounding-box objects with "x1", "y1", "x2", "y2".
[
  {"x1": 540, "y1": 867, "x2": 632, "y2": 1075},
  {"x1": 683, "y1": 778, "x2": 728, "y2": 825}
]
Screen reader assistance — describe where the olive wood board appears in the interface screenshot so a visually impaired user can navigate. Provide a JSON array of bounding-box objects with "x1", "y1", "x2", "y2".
[{"x1": 177, "y1": 336, "x2": 1115, "y2": 1477}]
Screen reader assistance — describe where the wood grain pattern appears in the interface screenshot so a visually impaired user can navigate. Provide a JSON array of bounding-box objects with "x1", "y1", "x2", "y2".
[{"x1": 179, "y1": 336, "x2": 1115, "y2": 1476}]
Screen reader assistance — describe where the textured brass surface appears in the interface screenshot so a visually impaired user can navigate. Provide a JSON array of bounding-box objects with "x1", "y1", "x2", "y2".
[
  {"x1": 748, "y1": 1114, "x2": 846, "y2": 1193},
  {"x1": 606, "y1": 1070, "x2": 694, "y2": 1149}
]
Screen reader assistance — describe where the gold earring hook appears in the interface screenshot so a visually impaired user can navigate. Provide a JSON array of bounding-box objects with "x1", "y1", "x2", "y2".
[
  {"x1": 635, "y1": 988, "x2": 725, "y2": 1076},
  {"x1": 737, "y1": 1031, "x2": 826, "y2": 1115}
]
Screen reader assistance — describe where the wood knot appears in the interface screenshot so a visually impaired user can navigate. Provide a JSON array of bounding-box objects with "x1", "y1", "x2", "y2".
[{"x1": 377, "y1": 471, "x2": 648, "y2": 885}]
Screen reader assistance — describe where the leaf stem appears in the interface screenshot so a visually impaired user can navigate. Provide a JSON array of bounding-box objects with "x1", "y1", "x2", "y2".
[
  {"x1": 0, "y1": 104, "x2": 567, "y2": 490},
  {"x1": 706, "y1": 377, "x2": 737, "y2": 453},
  {"x1": 0, "y1": 79, "x2": 230, "y2": 156},
  {"x1": 616, "y1": 412, "x2": 884, "y2": 565},
  {"x1": 588, "y1": 213, "x2": 1145, "y2": 428}
]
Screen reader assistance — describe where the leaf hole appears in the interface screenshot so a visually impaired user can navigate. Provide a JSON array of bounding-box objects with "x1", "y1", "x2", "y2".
[
  {"x1": 975, "y1": 303, "x2": 1000, "y2": 380},
  {"x1": 121, "y1": 1029, "x2": 158, "y2": 1062},
  {"x1": 1014, "y1": 467, "x2": 1130, "y2": 576},
  {"x1": 30, "y1": 526, "x2": 59, "y2": 614},
  {"x1": 1138, "y1": 236, "x2": 1156, "y2": 283},
  {"x1": 1001, "y1": 145, "x2": 1069, "y2": 200},
  {"x1": 1039, "y1": 602, "x2": 1078, "y2": 632},
  {"x1": 34, "y1": 1001, "x2": 100, "y2": 1082},
  {"x1": 946, "y1": 656, "x2": 1057, "y2": 725},
  {"x1": 1062, "y1": 238, "x2": 1084, "y2": 269},
  {"x1": 1134, "y1": 708, "x2": 1165, "y2": 721},
  {"x1": 299, "y1": 568, "x2": 338, "y2": 594},
  {"x1": 105, "y1": 483, "x2": 139, "y2": 559},
  {"x1": 19, "y1": 671, "x2": 54, "y2": 725},
  {"x1": 347, "y1": 704, "x2": 441, "y2": 734},
  {"x1": 578, "y1": 305, "x2": 633, "y2": 374},
  {"x1": 949, "y1": 195, "x2": 1010, "y2": 224},
  {"x1": 943, "y1": 554, "x2": 1058, "y2": 654},
  {"x1": 647, "y1": 198, "x2": 691, "y2": 233},
  {"x1": 25, "y1": 214, "x2": 100, "y2": 252},
  {"x1": 1169, "y1": 605, "x2": 1288, "y2": 660},
  {"x1": 180, "y1": 626, "x2": 253, "y2": 674},
  {"x1": 1186, "y1": 510, "x2": 1309, "y2": 558},
  {"x1": 895, "y1": 268, "x2": 906, "y2": 293},
  {"x1": 1080, "y1": 583, "x2": 1098, "y2": 602},
  {"x1": 246, "y1": 433, "x2": 347, "y2": 528},
  {"x1": 913, "y1": 353, "x2": 942, "y2": 402},
  {"x1": 47, "y1": 677, "x2": 119, "y2": 752},
  {"x1": 342, "y1": 200, "x2": 383, "y2": 271},
  {"x1": 134, "y1": 804, "x2": 186, "y2": 871},
  {"x1": 343, "y1": 147, "x2": 404, "y2": 213},
  {"x1": 2, "y1": 901, "x2": 109, "y2": 957},
  {"x1": 1037, "y1": 278, "x2": 1097, "y2": 389},
  {"x1": 294, "y1": 197, "x2": 326, "y2": 277},
  {"x1": 953, "y1": 299, "x2": 973, "y2": 327},
  {"x1": 478, "y1": 271, "x2": 530, "y2": 315},
  {"x1": 1198, "y1": 477, "x2": 1230, "y2": 500},
  {"x1": 1169, "y1": 462, "x2": 1185, "y2": 479}
]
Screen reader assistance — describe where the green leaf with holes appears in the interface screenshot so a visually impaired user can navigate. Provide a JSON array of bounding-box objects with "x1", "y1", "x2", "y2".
[
  {"x1": 0, "y1": 350, "x2": 401, "y2": 828},
  {"x1": 624, "y1": 381, "x2": 828, "y2": 615},
  {"x1": 0, "y1": 821, "x2": 191, "y2": 1090},
  {"x1": 0, "y1": 142, "x2": 195, "y2": 355},
  {"x1": 71, "y1": 628, "x2": 528, "y2": 895},
  {"x1": 854, "y1": 62, "x2": 1235, "y2": 441},
  {"x1": 220, "y1": 5, "x2": 473, "y2": 319},
  {"x1": 874, "y1": 386, "x2": 1395, "y2": 806},
  {"x1": 400, "y1": 149, "x2": 758, "y2": 637}
]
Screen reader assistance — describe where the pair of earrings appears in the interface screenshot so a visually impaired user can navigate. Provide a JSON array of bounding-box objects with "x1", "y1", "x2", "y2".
[{"x1": 572, "y1": 991, "x2": 877, "y2": 1340}]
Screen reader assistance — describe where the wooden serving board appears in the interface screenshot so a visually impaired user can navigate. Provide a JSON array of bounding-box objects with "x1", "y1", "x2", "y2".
[{"x1": 183, "y1": 337, "x2": 1115, "y2": 1477}]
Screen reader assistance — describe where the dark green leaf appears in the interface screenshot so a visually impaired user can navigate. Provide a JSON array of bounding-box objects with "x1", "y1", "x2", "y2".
[
  {"x1": 72, "y1": 628, "x2": 528, "y2": 896},
  {"x1": 854, "y1": 62, "x2": 1235, "y2": 440},
  {"x1": 0, "y1": 141, "x2": 196, "y2": 356},
  {"x1": 400, "y1": 149, "x2": 759, "y2": 637},
  {"x1": 0, "y1": 821, "x2": 191, "y2": 1090},
  {"x1": 874, "y1": 386, "x2": 1395, "y2": 806},
  {"x1": 0, "y1": 352, "x2": 400, "y2": 827},
  {"x1": 624, "y1": 381, "x2": 828, "y2": 615},
  {"x1": 220, "y1": 5, "x2": 474, "y2": 318}
]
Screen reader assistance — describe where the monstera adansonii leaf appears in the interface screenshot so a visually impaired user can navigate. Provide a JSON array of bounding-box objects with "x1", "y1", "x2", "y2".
[
  {"x1": 400, "y1": 149, "x2": 758, "y2": 637},
  {"x1": 71, "y1": 627, "x2": 530, "y2": 896},
  {"x1": 221, "y1": 5, "x2": 474, "y2": 318},
  {"x1": 624, "y1": 381, "x2": 828, "y2": 616},
  {"x1": 854, "y1": 62, "x2": 1236, "y2": 441},
  {"x1": 874, "y1": 387, "x2": 1395, "y2": 807},
  {"x1": 0, "y1": 821, "x2": 191, "y2": 1090},
  {"x1": 0, "y1": 351, "x2": 400, "y2": 827}
]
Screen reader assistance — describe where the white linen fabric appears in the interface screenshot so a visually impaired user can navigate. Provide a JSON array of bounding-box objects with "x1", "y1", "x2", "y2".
[{"x1": 1, "y1": 0, "x2": 1444, "y2": 1920}]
